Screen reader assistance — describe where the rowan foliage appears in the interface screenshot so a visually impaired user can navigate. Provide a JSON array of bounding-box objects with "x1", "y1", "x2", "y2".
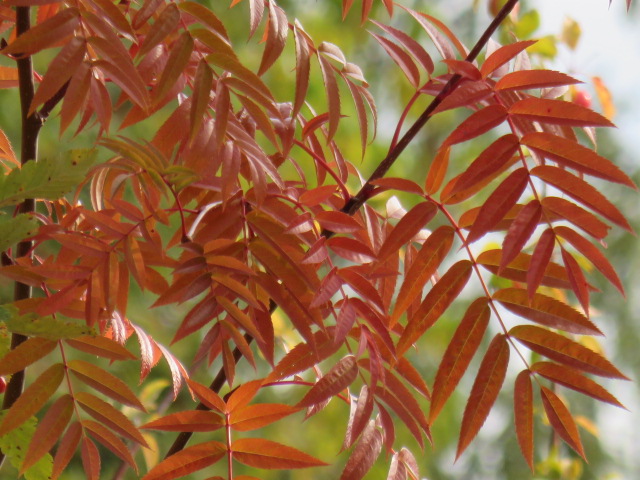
[{"x1": 0, "y1": 0, "x2": 635, "y2": 479}]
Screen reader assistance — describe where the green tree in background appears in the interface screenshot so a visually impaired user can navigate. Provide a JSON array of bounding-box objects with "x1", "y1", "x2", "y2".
[{"x1": 0, "y1": 1, "x2": 636, "y2": 479}]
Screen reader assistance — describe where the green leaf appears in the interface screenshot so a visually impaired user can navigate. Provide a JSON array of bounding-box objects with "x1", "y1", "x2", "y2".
[
  {"x1": 3, "y1": 307, "x2": 95, "y2": 340},
  {"x1": 0, "y1": 412, "x2": 53, "y2": 480},
  {"x1": 0, "y1": 214, "x2": 39, "y2": 252},
  {"x1": 0, "y1": 150, "x2": 97, "y2": 207}
]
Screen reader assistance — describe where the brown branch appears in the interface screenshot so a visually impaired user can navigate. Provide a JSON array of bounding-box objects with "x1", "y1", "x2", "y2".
[
  {"x1": 0, "y1": 5, "x2": 43, "y2": 470},
  {"x1": 155, "y1": 0, "x2": 521, "y2": 464}
]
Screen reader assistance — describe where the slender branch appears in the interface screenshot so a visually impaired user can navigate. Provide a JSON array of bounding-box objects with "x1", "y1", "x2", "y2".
[
  {"x1": 0, "y1": 5, "x2": 43, "y2": 469},
  {"x1": 158, "y1": 0, "x2": 521, "y2": 462}
]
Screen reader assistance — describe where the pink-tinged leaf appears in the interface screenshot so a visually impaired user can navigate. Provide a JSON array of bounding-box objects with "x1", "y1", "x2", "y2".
[
  {"x1": 230, "y1": 403, "x2": 299, "y2": 431},
  {"x1": 132, "y1": 0, "x2": 163, "y2": 28},
  {"x1": 0, "y1": 337, "x2": 56, "y2": 376},
  {"x1": 521, "y1": 132, "x2": 636, "y2": 188},
  {"x1": 532, "y1": 165, "x2": 632, "y2": 232},
  {"x1": 187, "y1": 379, "x2": 227, "y2": 413},
  {"x1": 425, "y1": 146, "x2": 450, "y2": 195},
  {"x1": 561, "y1": 248, "x2": 590, "y2": 314},
  {"x1": 154, "y1": 32, "x2": 193, "y2": 103},
  {"x1": 514, "y1": 370, "x2": 534, "y2": 471},
  {"x1": 344, "y1": 75, "x2": 371, "y2": 155},
  {"x1": 297, "y1": 355, "x2": 358, "y2": 408},
  {"x1": 409, "y1": 10, "x2": 466, "y2": 58},
  {"x1": 60, "y1": 60, "x2": 91, "y2": 134},
  {"x1": 0, "y1": 363, "x2": 64, "y2": 435},
  {"x1": 266, "y1": 331, "x2": 340, "y2": 382},
  {"x1": 509, "y1": 97, "x2": 615, "y2": 127},
  {"x1": 371, "y1": 33, "x2": 420, "y2": 88},
  {"x1": 456, "y1": 334, "x2": 510, "y2": 458},
  {"x1": 338, "y1": 268, "x2": 385, "y2": 312},
  {"x1": 480, "y1": 40, "x2": 537, "y2": 78},
  {"x1": 540, "y1": 386, "x2": 585, "y2": 459},
  {"x1": 541, "y1": 196, "x2": 611, "y2": 240},
  {"x1": 91, "y1": 58, "x2": 149, "y2": 111},
  {"x1": 532, "y1": 362, "x2": 625, "y2": 408},
  {"x1": 316, "y1": 210, "x2": 364, "y2": 234},
  {"x1": 378, "y1": 201, "x2": 437, "y2": 262},
  {"x1": 527, "y1": 227, "x2": 555, "y2": 298},
  {"x1": 334, "y1": 299, "x2": 358, "y2": 344},
  {"x1": 83, "y1": 419, "x2": 138, "y2": 472},
  {"x1": 138, "y1": 3, "x2": 180, "y2": 57},
  {"x1": 340, "y1": 420, "x2": 383, "y2": 480},
  {"x1": 293, "y1": 23, "x2": 311, "y2": 116},
  {"x1": 51, "y1": 422, "x2": 82, "y2": 480},
  {"x1": 555, "y1": 225, "x2": 623, "y2": 294},
  {"x1": 447, "y1": 134, "x2": 519, "y2": 197},
  {"x1": 398, "y1": 260, "x2": 473, "y2": 356},
  {"x1": 328, "y1": 237, "x2": 376, "y2": 264},
  {"x1": 142, "y1": 410, "x2": 224, "y2": 432},
  {"x1": 386, "y1": 452, "x2": 408, "y2": 480},
  {"x1": 318, "y1": 55, "x2": 341, "y2": 140},
  {"x1": 190, "y1": 59, "x2": 213, "y2": 141},
  {"x1": 258, "y1": 1, "x2": 288, "y2": 75},
  {"x1": 343, "y1": 385, "x2": 374, "y2": 450},
  {"x1": 429, "y1": 298, "x2": 491, "y2": 424},
  {"x1": 466, "y1": 168, "x2": 529, "y2": 244},
  {"x1": 21, "y1": 394, "x2": 73, "y2": 473},
  {"x1": 442, "y1": 59, "x2": 481, "y2": 80},
  {"x1": 392, "y1": 225, "x2": 455, "y2": 325},
  {"x1": 371, "y1": 20, "x2": 434, "y2": 74},
  {"x1": 494, "y1": 288, "x2": 601, "y2": 335},
  {"x1": 179, "y1": 1, "x2": 228, "y2": 39},
  {"x1": 1, "y1": 7, "x2": 79, "y2": 56},
  {"x1": 81, "y1": 437, "x2": 100, "y2": 480},
  {"x1": 67, "y1": 359, "x2": 146, "y2": 410},
  {"x1": 433, "y1": 81, "x2": 493, "y2": 114},
  {"x1": 495, "y1": 70, "x2": 581, "y2": 91},
  {"x1": 443, "y1": 105, "x2": 508, "y2": 146},
  {"x1": 500, "y1": 200, "x2": 542, "y2": 271},
  {"x1": 509, "y1": 325, "x2": 629, "y2": 379},
  {"x1": 232, "y1": 438, "x2": 327, "y2": 469},
  {"x1": 142, "y1": 441, "x2": 226, "y2": 480},
  {"x1": 65, "y1": 335, "x2": 136, "y2": 361},
  {"x1": 75, "y1": 391, "x2": 149, "y2": 446}
]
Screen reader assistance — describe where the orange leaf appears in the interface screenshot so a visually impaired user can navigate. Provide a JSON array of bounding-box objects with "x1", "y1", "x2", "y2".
[
  {"x1": 592, "y1": 76, "x2": 615, "y2": 120},
  {"x1": 540, "y1": 386, "x2": 585, "y2": 459},
  {"x1": 186, "y1": 379, "x2": 226, "y2": 413},
  {"x1": 500, "y1": 199, "x2": 542, "y2": 271},
  {"x1": 425, "y1": 146, "x2": 450, "y2": 194},
  {"x1": 377, "y1": 201, "x2": 437, "y2": 262},
  {"x1": 81, "y1": 437, "x2": 100, "y2": 480},
  {"x1": 51, "y1": 422, "x2": 82, "y2": 480},
  {"x1": 527, "y1": 227, "x2": 555, "y2": 298},
  {"x1": 398, "y1": 260, "x2": 472, "y2": 355},
  {"x1": 480, "y1": 40, "x2": 536, "y2": 78},
  {"x1": 0, "y1": 337, "x2": 56, "y2": 376},
  {"x1": 232, "y1": 438, "x2": 328, "y2": 469},
  {"x1": 75, "y1": 391, "x2": 149, "y2": 446},
  {"x1": 532, "y1": 362, "x2": 625, "y2": 408},
  {"x1": 142, "y1": 441, "x2": 226, "y2": 480},
  {"x1": 65, "y1": 335, "x2": 136, "y2": 360},
  {"x1": 1, "y1": 7, "x2": 79, "y2": 56},
  {"x1": 509, "y1": 97, "x2": 615, "y2": 127},
  {"x1": 514, "y1": 370, "x2": 534, "y2": 471},
  {"x1": 230, "y1": 403, "x2": 299, "y2": 431},
  {"x1": 142, "y1": 410, "x2": 224, "y2": 432},
  {"x1": 0, "y1": 363, "x2": 64, "y2": 435},
  {"x1": 339, "y1": 420, "x2": 383, "y2": 480},
  {"x1": 265, "y1": 331, "x2": 339, "y2": 382},
  {"x1": 466, "y1": 168, "x2": 529, "y2": 244},
  {"x1": 297, "y1": 355, "x2": 358, "y2": 408},
  {"x1": 83, "y1": 420, "x2": 138, "y2": 472},
  {"x1": 392, "y1": 225, "x2": 454, "y2": 325},
  {"x1": 456, "y1": 333, "x2": 509, "y2": 458},
  {"x1": 541, "y1": 196, "x2": 610, "y2": 240},
  {"x1": 429, "y1": 297, "x2": 490, "y2": 424},
  {"x1": 67, "y1": 359, "x2": 145, "y2": 410},
  {"x1": 226, "y1": 379, "x2": 263, "y2": 412},
  {"x1": 0, "y1": 66, "x2": 19, "y2": 89},
  {"x1": 509, "y1": 325, "x2": 628, "y2": 379},
  {"x1": 522, "y1": 132, "x2": 635, "y2": 188},
  {"x1": 443, "y1": 105, "x2": 508, "y2": 146},
  {"x1": 495, "y1": 70, "x2": 580, "y2": 91},
  {"x1": 21, "y1": 394, "x2": 73, "y2": 473},
  {"x1": 494, "y1": 287, "x2": 601, "y2": 335}
]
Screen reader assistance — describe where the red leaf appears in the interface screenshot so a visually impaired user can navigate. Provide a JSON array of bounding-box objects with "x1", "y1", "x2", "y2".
[
  {"x1": 521, "y1": 132, "x2": 636, "y2": 188},
  {"x1": 527, "y1": 228, "x2": 555, "y2": 298},
  {"x1": 371, "y1": 177, "x2": 424, "y2": 195},
  {"x1": 142, "y1": 410, "x2": 224, "y2": 432},
  {"x1": 541, "y1": 196, "x2": 610, "y2": 240},
  {"x1": 0, "y1": 337, "x2": 56, "y2": 376},
  {"x1": 297, "y1": 355, "x2": 358, "y2": 407},
  {"x1": 232, "y1": 438, "x2": 327, "y2": 469},
  {"x1": 371, "y1": 33, "x2": 421, "y2": 88},
  {"x1": 561, "y1": 248, "x2": 590, "y2": 314},
  {"x1": 138, "y1": 3, "x2": 180, "y2": 57},
  {"x1": 495, "y1": 70, "x2": 580, "y2": 91},
  {"x1": 540, "y1": 386, "x2": 585, "y2": 459},
  {"x1": 509, "y1": 98, "x2": 615, "y2": 127},
  {"x1": 429, "y1": 298, "x2": 491, "y2": 423},
  {"x1": 342, "y1": 385, "x2": 374, "y2": 450},
  {"x1": 81, "y1": 437, "x2": 100, "y2": 480},
  {"x1": 371, "y1": 20, "x2": 434, "y2": 74},
  {"x1": 480, "y1": 40, "x2": 536, "y2": 78},
  {"x1": 514, "y1": 371, "x2": 534, "y2": 471},
  {"x1": 500, "y1": 199, "x2": 542, "y2": 271},
  {"x1": 293, "y1": 23, "x2": 311, "y2": 116},
  {"x1": 466, "y1": 168, "x2": 529, "y2": 244},
  {"x1": 230, "y1": 403, "x2": 299, "y2": 431},
  {"x1": 316, "y1": 210, "x2": 364, "y2": 234},
  {"x1": 258, "y1": 1, "x2": 288, "y2": 75},
  {"x1": 532, "y1": 362, "x2": 625, "y2": 408},
  {"x1": 318, "y1": 55, "x2": 341, "y2": 140},
  {"x1": 340, "y1": 420, "x2": 383, "y2": 480},
  {"x1": 494, "y1": 287, "x2": 601, "y2": 335},
  {"x1": 456, "y1": 334, "x2": 510, "y2": 458},
  {"x1": 398, "y1": 260, "x2": 472, "y2": 355},
  {"x1": 377, "y1": 201, "x2": 437, "y2": 262},
  {"x1": 443, "y1": 105, "x2": 508, "y2": 146},
  {"x1": 142, "y1": 441, "x2": 226, "y2": 480},
  {"x1": 509, "y1": 325, "x2": 628, "y2": 379}
]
